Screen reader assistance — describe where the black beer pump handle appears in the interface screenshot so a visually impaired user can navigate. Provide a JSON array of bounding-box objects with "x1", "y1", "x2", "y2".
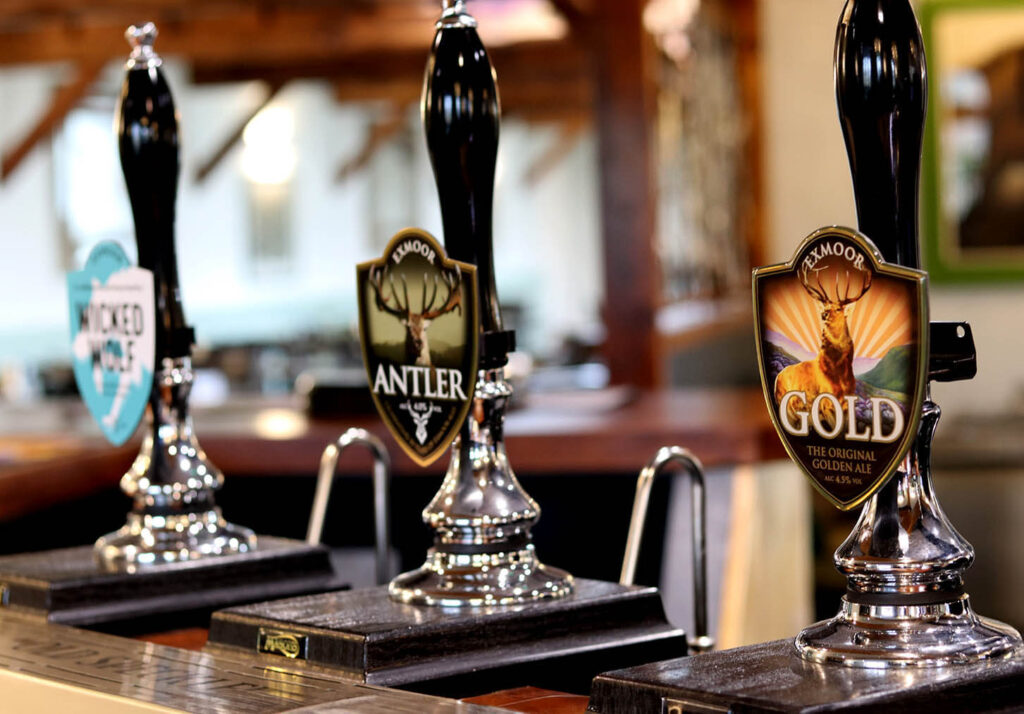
[
  {"x1": 837, "y1": 3, "x2": 976, "y2": 381},
  {"x1": 118, "y1": 23, "x2": 193, "y2": 359},
  {"x1": 835, "y1": 0, "x2": 927, "y2": 270},
  {"x1": 423, "y1": 0, "x2": 513, "y2": 365}
]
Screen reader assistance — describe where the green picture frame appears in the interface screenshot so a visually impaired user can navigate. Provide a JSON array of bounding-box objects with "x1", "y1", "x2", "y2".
[{"x1": 920, "y1": 0, "x2": 1024, "y2": 282}]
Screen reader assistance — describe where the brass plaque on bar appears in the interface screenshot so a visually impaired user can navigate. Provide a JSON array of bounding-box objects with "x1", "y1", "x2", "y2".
[
  {"x1": 662, "y1": 698, "x2": 730, "y2": 714},
  {"x1": 257, "y1": 628, "x2": 307, "y2": 660}
]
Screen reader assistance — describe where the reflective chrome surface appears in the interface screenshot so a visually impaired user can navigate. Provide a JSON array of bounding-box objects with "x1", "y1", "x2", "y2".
[
  {"x1": 798, "y1": 596, "x2": 1021, "y2": 668},
  {"x1": 439, "y1": 0, "x2": 477, "y2": 28},
  {"x1": 125, "y1": 22, "x2": 161, "y2": 68},
  {"x1": 95, "y1": 357, "x2": 256, "y2": 571},
  {"x1": 307, "y1": 427, "x2": 393, "y2": 585},
  {"x1": 621, "y1": 446, "x2": 713, "y2": 654},
  {"x1": 389, "y1": 368, "x2": 573, "y2": 606},
  {"x1": 797, "y1": 399, "x2": 1022, "y2": 666}
]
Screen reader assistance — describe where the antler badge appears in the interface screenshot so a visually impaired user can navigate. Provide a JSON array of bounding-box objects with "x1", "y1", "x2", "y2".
[
  {"x1": 357, "y1": 229, "x2": 479, "y2": 466},
  {"x1": 753, "y1": 227, "x2": 928, "y2": 510}
]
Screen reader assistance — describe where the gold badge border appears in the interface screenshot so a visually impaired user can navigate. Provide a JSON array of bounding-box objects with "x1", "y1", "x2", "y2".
[
  {"x1": 357, "y1": 227, "x2": 480, "y2": 468},
  {"x1": 752, "y1": 226, "x2": 930, "y2": 511}
]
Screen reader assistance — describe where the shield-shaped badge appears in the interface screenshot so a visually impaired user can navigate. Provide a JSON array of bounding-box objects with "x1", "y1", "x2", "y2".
[
  {"x1": 753, "y1": 227, "x2": 928, "y2": 510},
  {"x1": 67, "y1": 241, "x2": 156, "y2": 446},
  {"x1": 357, "y1": 229, "x2": 479, "y2": 467}
]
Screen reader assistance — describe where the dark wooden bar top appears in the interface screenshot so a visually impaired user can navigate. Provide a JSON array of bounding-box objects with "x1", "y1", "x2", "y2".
[{"x1": 0, "y1": 387, "x2": 783, "y2": 521}]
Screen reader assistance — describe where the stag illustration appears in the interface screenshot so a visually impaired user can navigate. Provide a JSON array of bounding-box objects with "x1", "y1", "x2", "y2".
[
  {"x1": 369, "y1": 264, "x2": 462, "y2": 367},
  {"x1": 400, "y1": 401, "x2": 442, "y2": 444},
  {"x1": 774, "y1": 263, "x2": 872, "y2": 428}
]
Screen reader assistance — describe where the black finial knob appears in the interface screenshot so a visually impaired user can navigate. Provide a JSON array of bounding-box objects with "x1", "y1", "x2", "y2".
[
  {"x1": 835, "y1": 0, "x2": 927, "y2": 269},
  {"x1": 118, "y1": 22, "x2": 192, "y2": 358}
]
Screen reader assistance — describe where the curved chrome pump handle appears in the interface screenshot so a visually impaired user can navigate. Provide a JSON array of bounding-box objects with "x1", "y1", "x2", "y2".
[
  {"x1": 307, "y1": 428, "x2": 392, "y2": 585},
  {"x1": 620, "y1": 446, "x2": 713, "y2": 654}
]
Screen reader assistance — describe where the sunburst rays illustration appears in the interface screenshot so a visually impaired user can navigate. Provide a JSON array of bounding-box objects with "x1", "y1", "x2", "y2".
[{"x1": 762, "y1": 278, "x2": 912, "y2": 360}]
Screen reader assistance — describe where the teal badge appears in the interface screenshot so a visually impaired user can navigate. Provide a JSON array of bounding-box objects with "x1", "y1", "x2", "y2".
[{"x1": 67, "y1": 242, "x2": 155, "y2": 445}]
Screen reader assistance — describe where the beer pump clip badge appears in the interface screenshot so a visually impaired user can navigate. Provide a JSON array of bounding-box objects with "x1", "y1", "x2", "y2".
[
  {"x1": 753, "y1": 227, "x2": 928, "y2": 510},
  {"x1": 357, "y1": 229, "x2": 479, "y2": 467},
  {"x1": 67, "y1": 241, "x2": 156, "y2": 446}
]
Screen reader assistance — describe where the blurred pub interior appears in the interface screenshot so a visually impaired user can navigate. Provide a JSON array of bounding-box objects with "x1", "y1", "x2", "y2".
[{"x1": 0, "y1": 0, "x2": 1022, "y2": 652}]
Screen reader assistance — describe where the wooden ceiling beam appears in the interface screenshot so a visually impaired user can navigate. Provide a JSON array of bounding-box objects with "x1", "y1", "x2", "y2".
[
  {"x1": 502, "y1": 80, "x2": 591, "y2": 119},
  {"x1": 0, "y1": 0, "x2": 395, "y2": 18},
  {"x1": 0, "y1": 1, "x2": 434, "y2": 30},
  {"x1": 334, "y1": 105, "x2": 411, "y2": 183},
  {"x1": 193, "y1": 38, "x2": 591, "y2": 119},
  {"x1": 523, "y1": 114, "x2": 588, "y2": 184},
  {"x1": 1, "y1": 59, "x2": 105, "y2": 181},
  {"x1": 0, "y1": 7, "x2": 437, "y2": 66},
  {"x1": 193, "y1": 79, "x2": 286, "y2": 184},
  {"x1": 0, "y1": 1, "x2": 569, "y2": 65},
  {"x1": 546, "y1": 0, "x2": 591, "y2": 28},
  {"x1": 332, "y1": 76, "x2": 422, "y2": 106},
  {"x1": 191, "y1": 40, "x2": 588, "y2": 85},
  {"x1": 331, "y1": 76, "x2": 589, "y2": 123}
]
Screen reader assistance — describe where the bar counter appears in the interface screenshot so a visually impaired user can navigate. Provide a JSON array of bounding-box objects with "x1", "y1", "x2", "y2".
[{"x1": 0, "y1": 387, "x2": 784, "y2": 522}]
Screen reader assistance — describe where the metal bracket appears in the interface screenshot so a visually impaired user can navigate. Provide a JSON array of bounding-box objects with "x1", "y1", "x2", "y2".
[
  {"x1": 929, "y1": 321, "x2": 976, "y2": 383},
  {"x1": 307, "y1": 428, "x2": 392, "y2": 585},
  {"x1": 621, "y1": 446, "x2": 713, "y2": 654}
]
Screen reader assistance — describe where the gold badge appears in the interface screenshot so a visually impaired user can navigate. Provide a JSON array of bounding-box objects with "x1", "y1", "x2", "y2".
[{"x1": 753, "y1": 227, "x2": 928, "y2": 510}]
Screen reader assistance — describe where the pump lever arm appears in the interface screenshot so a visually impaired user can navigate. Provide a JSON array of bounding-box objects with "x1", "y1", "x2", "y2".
[
  {"x1": 118, "y1": 22, "x2": 193, "y2": 359},
  {"x1": 835, "y1": 0, "x2": 927, "y2": 269}
]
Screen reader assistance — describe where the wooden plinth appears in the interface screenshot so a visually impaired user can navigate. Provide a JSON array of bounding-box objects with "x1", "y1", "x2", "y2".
[
  {"x1": 0, "y1": 536, "x2": 343, "y2": 633},
  {"x1": 207, "y1": 578, "x2": 686, "y2": 699},
  {"x1": 588, "y1": 639, "x2": 1024, "y2": 713}
]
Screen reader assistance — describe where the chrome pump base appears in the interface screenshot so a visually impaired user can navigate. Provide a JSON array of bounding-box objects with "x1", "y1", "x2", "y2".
[
  {"x1": 797, "y1": 596, "x2": 1021, "y2": 667},
  {"x1": 797, "y1": 400, "x2": 1022, "y2": 667},
  {"x1": 388, "y1": 545, "x2": 573, "y2": 608},
  {"x1": 95, "y1": 357, "x2": 256, "y2": 571},
  {"x1": 389, "y1": 368, "x2": 573, "y2": 607}
]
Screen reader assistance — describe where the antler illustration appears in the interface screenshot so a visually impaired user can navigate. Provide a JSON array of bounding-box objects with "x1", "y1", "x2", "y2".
[
  {"x1": 368, "y1": 266, "x2": 410, "y2": 318},
  {"x1": 835, "y1": 268, "x2": 872, "y2": 306},
  {"x1": 421, "y1": 265, "x2": 463, "y2": 320},
  {"x1": 800, "y1": 263, "x2": 872, "y2": 306}
]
